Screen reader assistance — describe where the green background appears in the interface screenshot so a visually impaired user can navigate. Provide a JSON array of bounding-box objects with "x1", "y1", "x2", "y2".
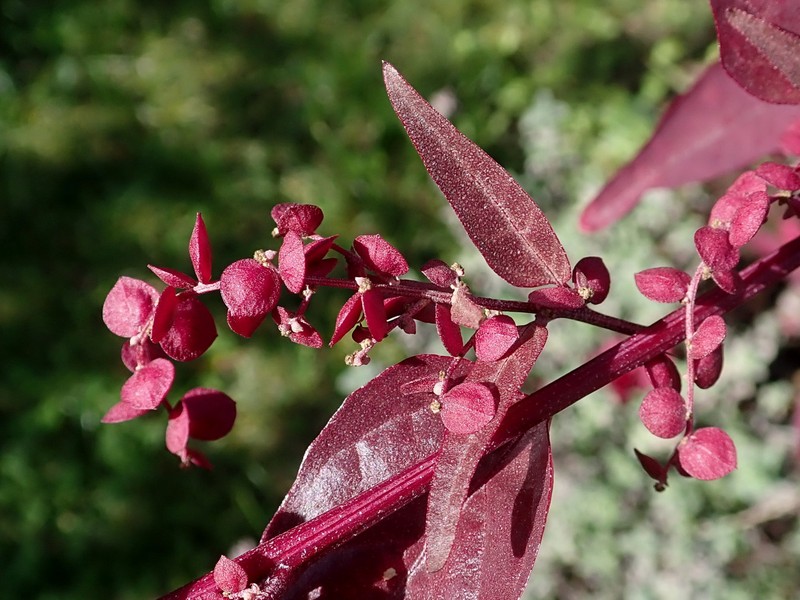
[{"x1": 1, "y1": 1, "x2": 797, "y2": 598}]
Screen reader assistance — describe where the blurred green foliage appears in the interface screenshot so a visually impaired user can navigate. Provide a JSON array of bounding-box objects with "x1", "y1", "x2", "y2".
[{"x1": 1, "y1": 0, "x2": 796, "y2": 598}]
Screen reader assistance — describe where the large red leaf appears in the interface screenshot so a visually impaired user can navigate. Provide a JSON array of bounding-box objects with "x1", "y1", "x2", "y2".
[
  {"x1": 580, "y1": 61, "x2": 800, "y2": 231},
  {"x1": 711, "y1": 0, "x2": 800, "y2": 104},
  {"x1": 406, "y1": 423, "x2": 553, "y2": 600},
  {"x1": 383, "y1": 62, "x2": 570, "y2": 288},
  {"x1": 424, "y1": 324, "x2": 548, "y2": 572},
  {"x1": 262, "y1": 354, "x2": 465, "y2": 541}
]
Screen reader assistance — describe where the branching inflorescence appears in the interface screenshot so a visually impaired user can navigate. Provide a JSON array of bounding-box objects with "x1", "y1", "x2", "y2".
[{"x1": 101, "y1": 2, "x2": 800, "y2": 598}]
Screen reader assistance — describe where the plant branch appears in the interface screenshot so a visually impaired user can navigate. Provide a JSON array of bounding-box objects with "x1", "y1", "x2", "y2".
[{"x1": 163, "y1": 234, "x2": 800, "y2": 599}]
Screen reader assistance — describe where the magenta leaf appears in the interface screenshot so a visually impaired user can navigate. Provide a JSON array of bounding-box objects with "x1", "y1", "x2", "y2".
[
  {"x1": 361, "y1": 289, "x2": 389, "y2": 341},
  {"x1": 384, "y1": 62, "x2": 570, "y2": 288},
  {"x1": 159, "y1": 296, "x2": 217, "y2": 361},
  {"x1": 694, "y1": 345, "x2": 724, "y2": 389},
  {"x1": 213, "y1": 555, "x2": 248, "y2": 594},
  {"x1": 278, "y1": 230, "x2": 307, "y2": 294},
  {"x1": 148, "y1": 264, "x2": 197, "y2": 289},
  {"x1": 102, "y1": 276, "x2": 158, "y2": 338},
  {"x1": 440, "y1": 382, "x2": 497, "y2": 435},
  {"x1": 180, "y1": 387, "x2": 236, "y2": 441},
  {"x1": 755, "y1": 161, "x2": 800, "y2": 190},
  {"x1": 421, "y1": 259, "x2": 458, "y2": 288},
  {"x1": 101, "y1": 400, "x2": 152, "y2": 424},
  {"x1": 425, "y1": 325, "x2": 548, "y2": 572},
  {"x1": 677, "y1": 427, "x2": 738, "y2": 480},
  {"x1": 644, "y1": 354, "x2": 682, "y2": 392},
  {"x1": 527, "y1": 286, "x2": 584, "y2": 309},
  {"x1": 120, "y1": 357, "x2": 175, "y2": 410},
  {"x1": 407, "y1": 422, "x2": 553, "y2": 600},
  {"x1": 729, "y1": 191, "x2": 770, "y2": 248},
  {"x1": 695, "y1": 226, "x2": 740, "y2": 271},
  {"x1": 353, "y1": 234, "x2": 409, "y2": 278},
  {"x1": 634, "y1": 267, "x2": 691, "y2": 303},
  {"x1": 189, "y1": 213, "x2": 213, "y2": 284},
  {"x1": 572, "y1": 256, "x2": 611, "y2": 304},
  {"x1": 121, "y1": 338, "x2": 167, "y2": 372},
  {"x1": 330, "y1": 293, "x2": 363, "y2": 346},
  {"x1": 710, "y1": 170, "x2": 768, "y2": 228},
  {"x1": 711, "y1": 0, "x2": 800, "y2": 104},
  {"x1": 220, "y1": 258, "x2": 281, "y2": 337},
  {"x1": 475, "y1": 315, "x2": 519, "y2": 362},
  {"x1": 633, "y1": 449, "x2": 668, "y2": 490},
  {"x1": 639, "y1": 387, "x2": 686, "y2": 439},
  {"x1": 262, "y1": 354, "x2": 463, "y2": 542},
  {"x1": 274, "y1": 307, "x2": 323, "y2": 349},
  {"x1": 151, "y1": 286, "x2": 178, "y2": 343},
  {"x1": 688, "y1": 315, "x2": 727, "y2": 360},
  {"x1": 580, "y1": 62, "x2": 800, "y2": 230},
  {"x1": 271, "y1": 202, "x2": 324, "y2": 237},
  {"x1": 435, "y1": 303, "x2": 464, "y2": 356}
]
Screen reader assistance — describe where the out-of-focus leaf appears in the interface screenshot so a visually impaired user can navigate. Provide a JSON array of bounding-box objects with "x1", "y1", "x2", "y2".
[
  {"x1": 711, "y1": 0, "x2": 800, "y2": 104},
  {"x1": 580, "y1": 62, "x2": 800, "y2": 231},
  {"x1": 384, "y1": 62, "x2": 570, "y2": 288}
]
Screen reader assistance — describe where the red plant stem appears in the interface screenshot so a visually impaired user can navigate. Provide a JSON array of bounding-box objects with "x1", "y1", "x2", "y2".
[{"x1": 162, "y1": 235, "x2": 800, "y2": 599}]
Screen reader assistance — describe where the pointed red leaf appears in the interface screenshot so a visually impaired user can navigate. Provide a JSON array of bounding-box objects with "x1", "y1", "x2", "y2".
[
  {"x1": 102, "y1": 277, "x2": 158, "y2": 338},
  {"x1": 304, "y1": 234, "x2": 338, "y2": 264},
  {"x1": 677, "y1": 427, "x2": 738, "y2": 480},
  {"x1": 580, "y1": 62, "x2": 800, "y2": 230},
  {"x1": 278, "y1": 230, "x2": 306, "y2": 294},
  {"x1": 120, "y1": 357, "x2": 175, "y2": 410},
  {"x1": 439, "y1": 382, "x2": 497, "y2": 435},
  {"x1": 151, "y1": 286, "x2": 178, "y2": 343},
  {"x1": 159, "y1": 296, "x2": 217, "y2": 361},
  {"x1": 362, "y1": 289, "x2": 389, "y2": 341},
  {"x1": 639, "y1": 387, "x2": 686, "y2": 439},
  {"x1": 384, "y1": 62, "x2": 570, "y2": 288},
  {"x1": 189, "y1": 213, "x2": 213, "y2": 284},
  {"x1": 353, "y1": 234, "x2": 409, "y2": 278},
  {"x1": 634, "y1": 267, "x2": 691, "y2": 303},
  {"x1": 213, "y1": 555, "x2": 248, "y2": 594},
  {"x1": 688, "y1": 315, "x2": 727, "y2": 360},
  {"x1": 634, "y1": 449, "x2": 668, "y2": 488},
  {"x1": 147, "y1": 265, "x2": 197, "y2": 289},
  {"x1": 330, "y1": 292, "x2": 363, "y2": 346},
  {"x1": 711, "y1": 0, "x2": 800, "y2": 104},
  {"x1": 101, "y1": 399, "x2": 152, "y2": 424},
  {"x1": 475, "y1": 315, "x2": 519, "y2": 362},
  {"x1": 435, "y1": 303, "x2": 464, "y2": 356}
]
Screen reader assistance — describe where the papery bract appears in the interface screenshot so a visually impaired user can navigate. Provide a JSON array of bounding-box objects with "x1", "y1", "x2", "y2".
[
  {"x1": 475, "y1": 315, "x2": 519, "y2": 362},
  {"x1": 439, "y1": 382, "x2": 497, "y2": 435},
  {"x1": 220, "y1": 258, "x2": 281, "y2": 337},
  {"x1": 422, "y1": 259, "x2": 458, "y2": 288},
  {"x1": 353, "y1": 234, "x2": 409, "y2": 278},
  {"x1": 274, "y1": 307, "x2": 323, "y2": 349},
  {"x1": 677, "y1": 427, "x2": 738, "y2": 480},
  {"x1": 639, "y1": 387, "x2": 686, "y2": 439},
  {"x1": 159, "y1": 296, "x2": 217, "y2": 361},
  {"x1": 695, "y1": 226, "x2": 740, "y2": 271},
  {"x1": 271, "y1": 203, "x2": 324, "y2": 236},
  {"x1": 572, "y1": 256, "x2": 611, "y2": 304},
  {"x1": 450, "y1": 284, "x2": 484, "y2": 328},
  {"x1": 634, "y1": 267, "x2": 691, "y2": 303},
  {"x1": 755, "y1": 161, "x2": 800, "y2": 190},
  {"x1": 278, "y1": 230, "x2": 307, "y2": 294},
  {"x1": 102, "y1": 277, "x2": 159, "y2": 338},
  {"x1": 120, "y1": 358, "x2": 175, "y2": 410},
  {"x1": 688, "y1": 315, "x2": 727, "y2": 360},
  {"x1": 213, "y1": 555, "x2": 248, "y2": 595},
  {"x1": 384, "y1": 62, "x2": 571, "y2": 288}
]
